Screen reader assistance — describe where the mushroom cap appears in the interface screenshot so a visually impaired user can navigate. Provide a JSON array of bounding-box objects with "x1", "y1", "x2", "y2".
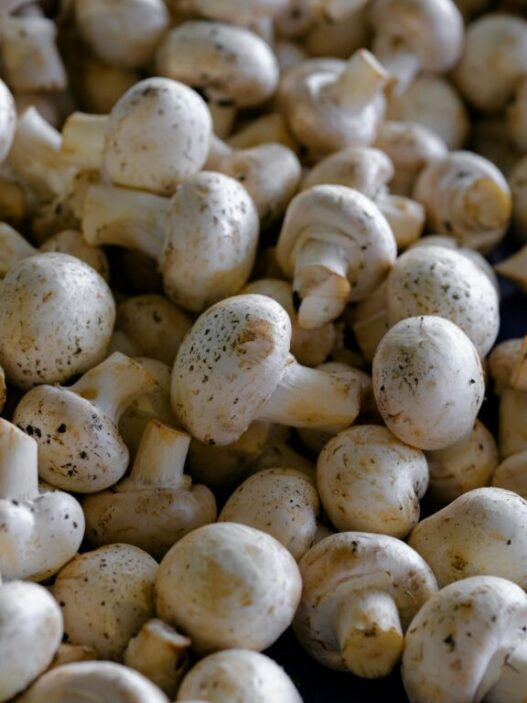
[
  {"x1": 104, "y1": 77, "x2": 212, "y2": 196},
  {"x1": 0, "y1": 253, "x2": 115, "y2": 389},
  {"x1": 155, "y1": 21, "x2": 279, "y2": 107},
  {"x1": 492, "y1": 451, "x2": 527, "y2": 499},
  {"x1": 155, "y1": 522, "x2": 302, "y2": 654},
  {"x1": 372, "y1": 316, "x2": 485, "y2": 450},
  {"x1": 176, "y1": 649, "x2": 302, "y2": 703},
  {"x1": 387, "y1": 246, "x2": 500, "y2": 357},
  {"x1": 17, "y1": 661, "x2": 170, "y2": 703},
  {"x1": 52, "y1": 544, "x2": 158, "y2": 661},
  {"x1": 316, "y1": 425, "x2": 428, "y2": 538},
  {"x1": 294, "y1": 532, "x2": 437, "y2": 670},
  {"x1": 402, "y1": 576, "x2": 527, "y2": 703},
  {"x1": 0, "y1": 78, "x2": 16, "y2": 163},
  {"x1": 489, "y1": 338, "x2": 524, "y2": 394},
  {"x1": 276, "y1": 185, "x2": 397, "y2": 302},
  {"x1": 40, "y1": 230, "x2": 110, "y2": 282},
  {"x1": 171, "y1": 294, "x2": 292, "y2": 446}
]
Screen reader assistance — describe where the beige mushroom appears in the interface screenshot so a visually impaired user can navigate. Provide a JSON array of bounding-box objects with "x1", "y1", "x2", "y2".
[
  {"x1": 0, "y1": 79, "x2": 16, "y2": 163},
  {"x1": 508, "y1": 76, "x2": 527, "y2": 153},
  {"x1": 495, "y1": 245, "x2": 527, "y2": 292},
  {"x1": 492, "y1": 451, "x2": 527, "y2": 499},
  {"x1": 489, "y1": 338, "x2": 524, "y2": 395},
  {"x1": 227, "y1": 112, "x2": 298, "y2": 153},
  {"x1": 47, "y1": 644, "x2": 98, "y2": 671},
  {"x1": 76, "y1": 55, "x2": 141, "y2": 114},
  {"x1": 303, "y1": 4, "x2": 369, "y2": 59},
  {"x1": 499, "y1": 387, "x2": 527, "y2": 459},
  {"x1": 510, "y1": 156, "x2": 527, "y2": 240},
  {"x1": 177, "y1": 0, "x2": 290, "y2": 23}
]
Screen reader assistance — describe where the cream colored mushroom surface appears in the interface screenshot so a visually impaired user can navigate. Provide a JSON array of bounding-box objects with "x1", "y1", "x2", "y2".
[
  {"x1": 402, "y1": 576, "x2": 527, "y2": 703},
  {"x1": 62, "y1": 77, "x2": 211, "y2": 195},
  {"x1": 372, "y1": 316, "x2": 484, "y2": 450},
  {"x1": 178, "y1": 0, "x2": 290, "y2": 22},
  {"x1": 499, "y1": 387, "x2": 527, "y2": 459},
  {"x1": 492, "y1": 452, "x2": 527, "y2": 500},
  {"x1": 294, "y1": 532, "x2": 437, "y2": 677},
  {"x1": 83, "y1": 420, "x2": 216, "y2": 559},
  {"x1": 0, "y1": 418, "x2": 84, "y2": 581},
  {"x1": 510, "y1": 156, "x2": 527, "y2": 240},
  {"x1": 17, "y1": 661, "x2": 170, "y2": 703},
  {"x1": 13, "y1": 352, "x2": 158, "y2": 493},
  {"x1": 408, "y1": 487, "x2": 527, "y2": 588},
  {"x1": 155, "y1": 522, "x2": 302, "y2": 654},
  {"x1": 0, "y1": 79, "x2": 16, "y2": 163},
  {"x1": 316, "y1": 425, "x2": 428, "y2": 538},
  {"x1": 171, "y1": 294, "x2": 362, "y2": 446},
  {"x1": 508, "y1": 76, "x2": 527, "y2": 153},
  {"x1": 176, "y1": 649, "x2": 303, "y2": 703},
  {"x1": 489, "y1": 338, "x2": 524, "y2": 395},
  {"x1": 0, "y1": 580, "x2": 62, "y2": 703},
  {"x1": 276, "y1": 185, "x2": 397, "y2": 329},
  {"x1": 52, "y1": 543, "x2": 158, "y2": 661}
]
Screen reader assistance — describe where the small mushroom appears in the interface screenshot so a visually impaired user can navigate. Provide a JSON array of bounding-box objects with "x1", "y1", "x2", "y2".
[
  {"x1": 372, "y1": 316, "x2": 485, "y2": 450},
  {"x1": 177, "y1": 0, "x2": 290, "y2": 24},
  {"x1": 171, "y1": 294, "x2": 363, "y2": 446},
  {"x1": 227, "y1": 112, "x2": 298, "y2": 153},
  {"x1": 499, "y1": 387, "x2": 527, "y2": 459},
  {"x1": 14, "y1": 352, "x2": 158, "y2": 492},
  {"x1": 76, "y1": 54, "x2": 141, "y2": 114},
  {"x1": 294, "y1": 532, "x2": 437, "y2": 677},
  {"x1": 52, "y1": 543, "x2": 158, "y2": 661},
  {"x1": 508, "y1": 76, "x2": 527, "y2": 153},
  {"x1": 510, "y1": 156, "x2": 527, "y2": 240},
  {"x1": 303, "y1": 3, "x2": 369, "y2": 59},
  {"x1": 0, "y1": 79, "x2": 16, "y2": 163},
  {"x1": 316, "y1": 425, "x2": 428, "y2": 538},
  {"x1": 47, "y1": 644, "x2": 98, "y2": 671},
  {"x1": 176, "y1": 649, "x2": 303, "y2": 703},
  {"x1": 492, "y1": 452, "x2": 527, "y2": 500},
  {"x1": 495, "y1": 245, "x2": 527, "y2": 292},
  {"x1": 489, "y1": 338, "x2": 524, "y2": 395}
]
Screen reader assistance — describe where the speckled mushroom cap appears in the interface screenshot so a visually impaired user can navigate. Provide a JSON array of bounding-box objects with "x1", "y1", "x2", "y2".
[
  {"x1": 176, "y1": 650, "x2": 303, "y2": 703},
  {"x1": 276, "y1": 185, "x2": 397, "y2": 301},
  {"x1": 402, "y1": 576, "x2": 527, "y2": 703},
  {"x1": 171, "y1": 294, "x2": 291, "y2": 446},
  {"x1": 0, "y1": 253, "x2": 115, "y2": 389},
  {"x1": 155, "y1": 522, "x2": 302, "y2": 654},
  {"x1": 0, "y1": 78, "x2": 16, "y2": 163},
  {"x1": 408, "y1": 487, "x2": 527, "y2": 588},
  {"x1": 373, "y1": 316, "x2": 485, "y2": 450},
  {"x1": 387, "y1": 246, "x2": 500, "y2": 357},
  {"x1": 294, "y1": 532, "x2": 437, "y2": 672}
]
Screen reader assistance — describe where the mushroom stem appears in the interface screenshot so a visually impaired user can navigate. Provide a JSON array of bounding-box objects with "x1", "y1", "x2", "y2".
[
  {"x1": 382, "y1": 52, "x2": 422, "y2": 94},
  {"x1": 292, "y1": 233, "x2": 352, "y2": 330},
  {"x1": 324, "y1": 50, "x2": 389, "y2": 112},
  {"x1": 484, "y1": 640, "x2": 527, "y2": 703},
  {"x1": 128, "y1": 421, "x2": 191, "y2": 488},
  {"x1": 69, "y1": 352, "x2": 159, "y2": 424},
  {"x1": 258, "y1": 355, "x2": 360, "y2": 432},
  {"x1": 62, "y1": 113, "x2": 107, "y2": 171},
  {"x1": 334, "y1": 588, "x2": 404, "y2": 678},
  {"x1": 0, "y1": 419, "x2": 39, "y2": 500},
  {"x1": 375, "y1": 193, "x2": 425, "y2": 249}
]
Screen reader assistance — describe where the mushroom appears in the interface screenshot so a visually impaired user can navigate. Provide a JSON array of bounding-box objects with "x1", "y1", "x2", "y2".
[
  {"x1": 83, "y1": 420, "x2": 217, "y2": 559},
  {"x1": 293, "y1": 532, "x2": 438, "y2": 677},
  {"x1": 0, "y1": 252, "x2": 114, "y2": 388},
  {"x1": 489, "y1": 338, "x2": 524, "y2": 395},
  {"x1": 82, "y1": 172, "x2": 259, "y2": 313},
  {"x1": 48, "y1": 644, "x2": 98, "y2": 671},
  {"x1": 372, "y1": 316, "x2": 485, "y2": 450},
  {"x1": 13, "y1": 352, "x2": 158, "y2": 492},
  {"x1": 508, "y1": 76, "x2": 527, "y2": 153},
  {"x1": 402, "y1": 575, "x2": 527, "y2": 703},
  {"x1": 427, "y1": 420, "x2": 499, "y2": 506},
  {"x1": 176, "y1": 0, "x2": 290, "y2": 24},
  {"x1": 316, "y1": 424, "x2": 428, "y2": 538},
  {"x1": 351, "y1": 280, "x2": 390, "y2": 363},
  {"x1": 52, "y1": 543, "x2": 158, "y2": 661},
  {"x1": 413, "y1": 151, "x2": 512, "y2": 252},
  {"x1": 0, "y1": 79, "x2": 16, "y2": 163},
  {"x1": 276, "y1": 185, "x2": 397, "y2": 329},
  {"x1": 155, "y1": 522, "x2": 302, "y2": 654},
  {"x1": 0, "y1": 580, "x2": 63, "y2": 703},
  {"x1": 508, "y1": 337, "x2": 527, "y2": 392},
  {"x1": 492, "y1": 451, "x2": 527, "y2": 500},
  {"x1": 227, "y1": 112, "x2": 298, "y2": 153},
  {"x1": 17, "y1": 661, "x2": 170, "y2": 703},
  {"x1": 75, "y1": 54, "x2": 141, "y2": 115},
  {"x1": 219, "y1": 468, "x2": 319, "y2": 560},
  {"x1": 510, "y1": 156, "x2": 527, "y2": 240},
  {"x1": 74, "y1": 0, "x2": 170, "y2": 69},
  {"x1": 61, "y1": 77, "x2": 211, "y2": 195},
  {"x1": 303, "y1": 4, "x2": 369, "y2": 59},
  {"x1": 386, "y1": 245, "x2": 500, "y2": 357},
  {"x1": 409, "y1": 487, "x2": 527, "y2": 587},
  {"x1": 499, "y1": 387, "x2": 527, "y2": 459},
  {"x1": 171, "y1": 294, "x2": 363, "y2": 446},
  {"x1": 495, "y1": 245, "x2": 527, "y2": 292},
  {"x1": 176, "y1": 649, "x2": 303, "y2": 703}
]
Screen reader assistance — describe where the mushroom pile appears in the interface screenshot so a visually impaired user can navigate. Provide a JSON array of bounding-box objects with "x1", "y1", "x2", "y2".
[{"x1": 0, "y1": 1, "x2": 526, "y2": 702}]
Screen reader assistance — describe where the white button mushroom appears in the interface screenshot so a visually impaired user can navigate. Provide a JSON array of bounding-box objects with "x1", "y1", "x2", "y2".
[
  {"x1": 372, "y1": 316, "x2": 485, "y2": 450},
  {"x1": 171, "y1": 294, "x2": 363, "y2": 446},
  {"x1": 294, "y1": 532, "x2": 437, "y2": 677},
  {"x1": 52, "y1": 544, "x2": 158, "y2": 661},
  {"x1": 0, "y1": 79, "x2": 15, "y2": 163},
  {"x1": 13, "y1": 352, "x2": 158, "y2": 492},
  {"x1": 155, "y1": 522, "x2": 302, "y2": 654}
]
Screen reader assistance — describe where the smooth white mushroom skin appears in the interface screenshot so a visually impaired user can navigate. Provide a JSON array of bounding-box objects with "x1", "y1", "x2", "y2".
[
  {"x1": 155, "y1": 522, "x2": 302, "y2": 654},
  {"x1": 176, "y1": 649, "x2": 303, "y2": 703},
  {"x1": 0, "y1": 253, "x2": 115, "y2": 389},
  {"x1": 0, "y1": 581, "x2": 63, "y2": 702},
  {"x1": 0, "y1": 79, "x2": 16, "y2": 163},
  {"x1": 373, "y1": 316, "x2": 485, "y2": 450}
]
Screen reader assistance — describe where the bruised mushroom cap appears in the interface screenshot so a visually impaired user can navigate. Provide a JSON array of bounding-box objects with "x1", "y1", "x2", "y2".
[
  {"x1": 0, "y1": 253, "x2": 115, "y2": 389},
  {"x1": 171, "y1": 294, "x2": 291, "y2": 446},
  {"x1": 387, "y1": 246, "x2": 500, "y2": 357},
  {"x1": 373, "y1": 316, "x2": 485, "y2": 450},
  {"x1": 155, "y1": 522, "x2": 302, "y2": 654},
  {"x1": 0, "y1": 581, "x2": 63, "y2": 702},
  {"x1": 0, "y1": 79, "x2": 16, "y2": 163},
  {"x1": 17, "y1": 661, "x2": 170, "y2": 703},
  {"x1": 408, "y1": 487, "x2": 527, "y2": 588},
  {"x1": 294, "y1": 532, "x2": 437, "y2": 672},
  {"x1": 104, "y1": 77, "x2": 212, "y2": 196},
  {"x1": 176, "y1": 649, "x2": 303, "y2": 703},
  {"x1": 402, "y1": 576, "x2": 527, "y2": 703}
]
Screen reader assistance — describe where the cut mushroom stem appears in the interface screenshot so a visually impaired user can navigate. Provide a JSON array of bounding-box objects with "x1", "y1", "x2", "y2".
[
  {"x1": 128, "y1": 421, "x2": 191, "y2": 489},
  {"x1": 62, "y1": 113, "x2": 107, "y2": 171},
  {"x1": 325, "y1": 50, "x2": 389, "y2": 111},
  {"x1": 0, "y1": 419, "x2": 38, "y2": 501}
]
